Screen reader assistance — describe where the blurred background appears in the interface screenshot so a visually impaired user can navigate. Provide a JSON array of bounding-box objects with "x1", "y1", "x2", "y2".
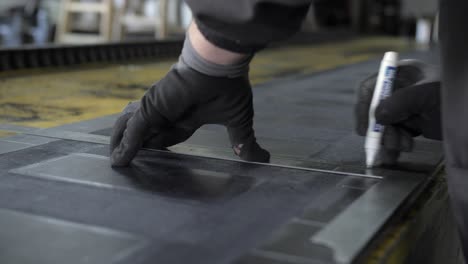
[{"x1": 0, "y1": 0, "x2": 438, "y2": 48}]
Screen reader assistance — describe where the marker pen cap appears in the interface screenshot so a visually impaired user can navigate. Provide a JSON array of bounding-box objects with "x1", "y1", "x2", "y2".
[{"x1": 383, "y1": 51, "x2": 398, "y2": 62}]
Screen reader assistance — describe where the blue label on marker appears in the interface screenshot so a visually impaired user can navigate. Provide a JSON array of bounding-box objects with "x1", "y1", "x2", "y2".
[
  {"x1": 373, "y1": 123, "x2": 383, "y2": 132},
  {"x1": 380, "y1": 66, "x2": 396, "y2": 100},
  {"x1": 373, "y1": 66, "x2": 396, "y2": 132}
]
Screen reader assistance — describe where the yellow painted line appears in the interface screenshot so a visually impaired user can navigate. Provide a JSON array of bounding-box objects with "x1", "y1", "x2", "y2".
[
  {"x1": 364, "y1": 223, "x2": 410, "y2": 264},
  {"x1": 0, "y1": 37, "x2": 413, "y2": 129},
  {"x1": 0, "y1": 62, "x2": 174, "y2": 128}
]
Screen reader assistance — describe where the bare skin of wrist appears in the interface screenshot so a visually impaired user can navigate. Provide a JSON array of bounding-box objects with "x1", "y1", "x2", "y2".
[{"x1": 188, "y1": 22, "x2": 249, "y2": 65}]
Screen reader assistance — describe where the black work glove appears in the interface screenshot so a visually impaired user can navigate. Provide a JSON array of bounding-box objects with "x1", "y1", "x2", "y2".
[
  {"x1": 110, "y1": 62, "x2": 270, "y2": 167},
  {"x1": 110, "y1": 101, "x2": 181, "y2": 152},
  {"x1": 355, "y1": 59, "x2": 442, "y2": 164}
]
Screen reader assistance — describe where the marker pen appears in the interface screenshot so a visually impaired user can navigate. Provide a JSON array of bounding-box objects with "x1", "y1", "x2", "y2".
[{"x1": 365, "y1": 51, "x2": 399, "y2": 168}]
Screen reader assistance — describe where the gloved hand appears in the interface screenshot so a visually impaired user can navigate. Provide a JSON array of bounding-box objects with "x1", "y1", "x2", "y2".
[
  {"x1": 110, "y1": 101, "x2": 181, "y2": 152},
  {"x1": 355, "y1": 59, "x2": 442, "y2": 164},
  {"x1": 110, "y1": 61, "x2": 270, "y2": 167}
]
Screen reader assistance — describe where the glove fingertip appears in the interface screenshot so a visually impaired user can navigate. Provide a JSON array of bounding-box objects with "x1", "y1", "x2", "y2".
[
  {"x1": 110, "y1": 147, "x2": 131, "y2": 167},
  {"x1": 110, "y1": 137, "x2": 143, "y2": 167},
  {"x1": 110, "y1": 158, "x2": 127, "y2": 167},
  {"x1": 110, "y1": 111, "x2": 148, "y2": 167},
  {"x1": 110, "y1": 112, "x2": 133, "y2": 154},
  {"x1": 110, "y1": 160, "x2": 130, "y2": 167},
  {"x1": 236, "y1": 142, "x2": 270, "y2": 163}
]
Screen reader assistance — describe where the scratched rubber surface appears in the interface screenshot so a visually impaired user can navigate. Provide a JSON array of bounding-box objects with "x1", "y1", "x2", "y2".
[
  {"x1": 0, "y1": 50, "x2": 442, "y2": 264},
  {"x1": 0, "y1": 138, "x2": 377, "y2": 264}
]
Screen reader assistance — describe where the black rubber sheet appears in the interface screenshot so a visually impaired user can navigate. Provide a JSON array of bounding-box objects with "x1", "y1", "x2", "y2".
[{"x1": 0, "y1": 50, "x2": 442, "y2": 264}]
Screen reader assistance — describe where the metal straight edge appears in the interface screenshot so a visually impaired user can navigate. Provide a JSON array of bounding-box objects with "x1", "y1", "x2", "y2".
[
  {"x1": 310, "y1": 163, "x2": 443, "y2": 264},
  {"x1": 22, "y1": 128, "x2": 383, "y2": 180}
]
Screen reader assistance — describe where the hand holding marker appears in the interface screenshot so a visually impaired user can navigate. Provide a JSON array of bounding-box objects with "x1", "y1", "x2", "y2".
[{"x1": 365, "y1": 52, "x2": 399, "y2": 168}]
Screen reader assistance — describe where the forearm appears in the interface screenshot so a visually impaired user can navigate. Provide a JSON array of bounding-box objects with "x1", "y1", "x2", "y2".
[
  {"x1": 185, "y1": 0, "x2": 312, "y2": 53},
  {"x1": 188, "y1": 22, "x2": 249, "y2": 65}
]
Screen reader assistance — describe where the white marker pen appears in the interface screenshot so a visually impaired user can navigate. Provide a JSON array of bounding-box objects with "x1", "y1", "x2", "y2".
[{"x1": 365, "y1": 51, "x2": 399, "y2": 168}]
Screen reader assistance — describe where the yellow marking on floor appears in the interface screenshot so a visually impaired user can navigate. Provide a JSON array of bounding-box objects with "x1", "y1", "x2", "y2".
[
  {"x1": 0, "y1": 37, "x2": 413, "y2": 128},
  {"x1": 0, "y1": 130, "x2": 17, "y2": 138}
]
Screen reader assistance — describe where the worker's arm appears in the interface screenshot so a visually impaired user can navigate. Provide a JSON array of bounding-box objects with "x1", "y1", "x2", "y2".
[
  {"x1": 110, "y1": 22, "x2": 270, "y2": 166},
  {"x1": 111, "y1": 1, "x2": 318, "y2": 166},
  {"x1": 355, "y1": 60, "x2": 442, "y2": 164},
  {"x1": 185, "y1": 0, "x2": 312, "y2": 53}
]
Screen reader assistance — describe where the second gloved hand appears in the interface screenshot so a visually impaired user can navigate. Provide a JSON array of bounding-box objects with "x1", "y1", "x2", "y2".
[{"x1": 355, "y1": 59, "x2": 442, "y2": 164}]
